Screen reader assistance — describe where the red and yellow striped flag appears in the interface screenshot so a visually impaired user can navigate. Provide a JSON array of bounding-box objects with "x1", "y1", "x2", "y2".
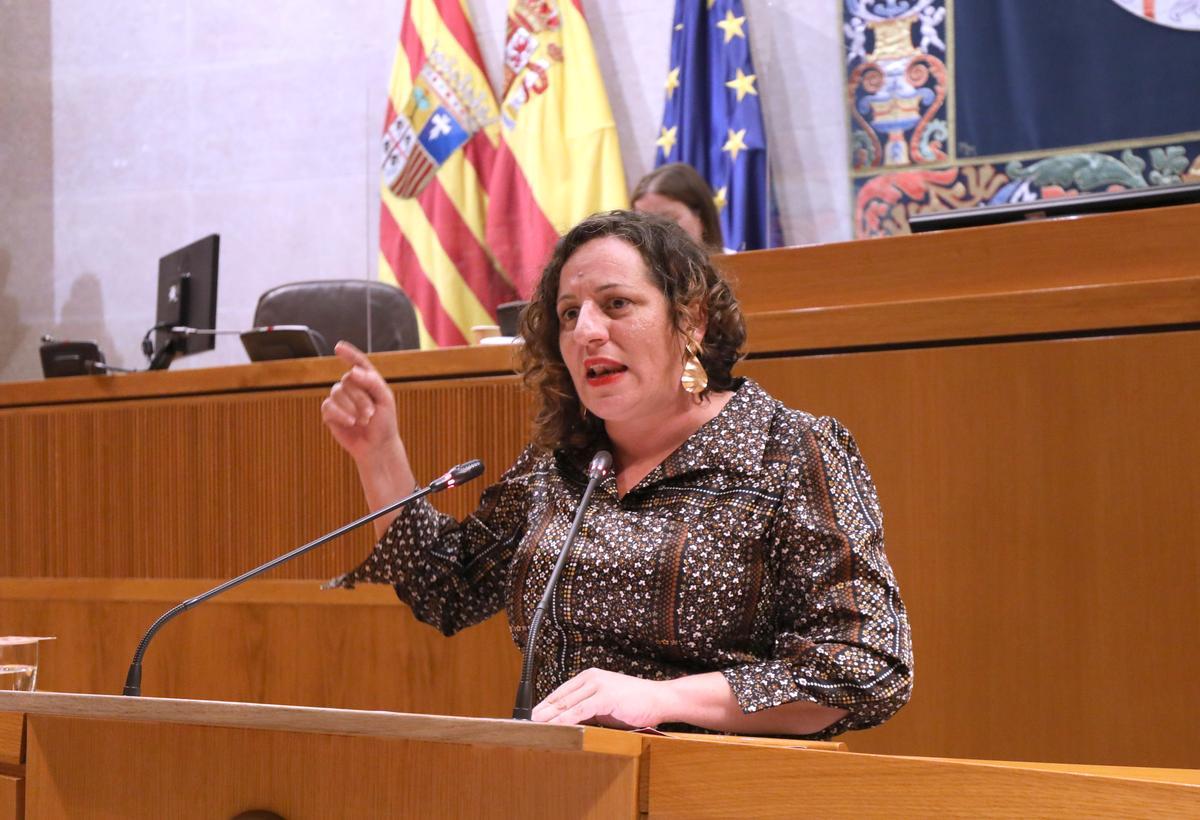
[
  {"x1": 487, "y1": 0, "x2": 628, "y2": 297},
  {"x1": 379, "y1": 0, "x2": 518, "y2": 348}
]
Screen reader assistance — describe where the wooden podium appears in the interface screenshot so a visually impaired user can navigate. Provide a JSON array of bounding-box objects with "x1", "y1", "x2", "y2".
[{"x1": 2, "y1": 692, "x2": 1199, "y2": 818}]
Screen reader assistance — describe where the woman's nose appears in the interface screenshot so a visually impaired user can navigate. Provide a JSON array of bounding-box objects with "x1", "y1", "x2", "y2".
[{"x1": 573, "y1": 301, "x2": 609, "y2": 345}]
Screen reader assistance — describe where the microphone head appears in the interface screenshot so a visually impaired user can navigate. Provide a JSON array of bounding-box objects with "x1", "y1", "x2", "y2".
[
  {"x1": 429, "y1": 459, "x2": 485, "y2": 492},
  {"x1": 450, "y1": 458, "x2": 485, "y2": 484},
  {"x1": 588, "y1": 450, "x2": 613, "y2": 480}
]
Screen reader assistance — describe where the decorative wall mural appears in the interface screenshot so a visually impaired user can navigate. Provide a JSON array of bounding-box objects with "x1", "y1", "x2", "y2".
[
  {"x1": 844, "y1": 0, "x2": 1200, "y2": 237},
  {"x1": 1109, "y1": 0, "x2": 1200, "y2": 30},
  {"x1": 846, "y1": 0, "x2": 948, "y2": 170}
]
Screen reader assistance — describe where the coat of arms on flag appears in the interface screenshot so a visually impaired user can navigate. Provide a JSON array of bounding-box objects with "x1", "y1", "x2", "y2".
[
  {"x1": 379, "y1": 0, "x2": 519, "y2": 349},
  {"x1": 485, "y1": 0, "x2": 627, "y2": 296},
  {"x1": 500, "y1": 0, "x2": 565, "y2": 129},
  {"x1": 383, "y1": 48, "x2": 496, "y2": 199},
  {"x1": 380, "y1": 0, "x2": 623, "y2": 338}
]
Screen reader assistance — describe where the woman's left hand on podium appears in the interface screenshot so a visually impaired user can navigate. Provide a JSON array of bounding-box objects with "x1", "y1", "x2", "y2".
[{"x1": 531, "y1": 668, "x2": 670, "y2": 729}]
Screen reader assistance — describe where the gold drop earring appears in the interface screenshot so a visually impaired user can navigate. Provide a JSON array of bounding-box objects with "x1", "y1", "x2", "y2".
[{"x1": 681, "y1": 340, "x2": 709, "y2": 395}]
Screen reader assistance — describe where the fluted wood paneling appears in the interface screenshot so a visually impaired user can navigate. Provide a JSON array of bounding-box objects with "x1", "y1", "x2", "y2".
[
  {"x1": 0, "y1": 377, "x2": 533, "y2": 579},
  {"x1": 0, "y1": 579, "x2": 520, "y2": 715}
]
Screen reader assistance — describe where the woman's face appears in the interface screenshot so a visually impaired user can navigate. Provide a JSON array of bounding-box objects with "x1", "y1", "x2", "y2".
[
  {"x1": 632, "y1": 191, "x2": 705, "y2": 246},
  {"x1": 556, "y1": 236, "x2": 690, "y2": 426}
]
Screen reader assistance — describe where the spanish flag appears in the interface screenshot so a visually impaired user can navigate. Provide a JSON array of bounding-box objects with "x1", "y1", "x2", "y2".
[
  {"x1": 379, "y1": 0, "x2": 518, "y2": 348},
  {"x1": 487, "y1": 0, "x2": 628, "y2": 297}
]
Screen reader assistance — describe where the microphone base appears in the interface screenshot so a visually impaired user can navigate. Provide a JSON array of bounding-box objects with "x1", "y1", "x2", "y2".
[
  {"x1": 123, "y1": 662, "x2": 142, "y2": 697},
  {"x1": 512, "y1": 677, "x2": 535, "y2": 720},
  {"x1": 148, "y1": 342, "x2": 177, "y2": 371}
]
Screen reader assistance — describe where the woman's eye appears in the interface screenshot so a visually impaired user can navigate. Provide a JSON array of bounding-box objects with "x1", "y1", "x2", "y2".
[
  {"x1": 608, "y1": 298, "x2": 630, "y2": 310},
  {"x1": 560, "y1": 307, "x2": 579, "y2": 322}
]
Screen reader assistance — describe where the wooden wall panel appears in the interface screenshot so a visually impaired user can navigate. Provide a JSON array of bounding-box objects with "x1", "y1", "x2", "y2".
[
  {"x1": 747, "y1": 277, "x2": 1200, "y2": 355},
  {"x1": 741, "y1": 329, "x2": 1200, "y2": 768},
  {"x1": 718, "y1": 201, "x2": 1200, "y2": 313},
  {"x1": 4, "y1": 330, "x2": 1196, "y2": 767},
  {"x1": 0, "y1": 713, "x2": 22, "y2": 767},
  {"x1": 644, "y1": 740, "x2": 1200, "y2": 818},
  {"x1": 26, "y1": 716, "x2": 639, "y2": 819},
  {"x1": 0, "y1": 775, "x2": 22, "y2": 820},
  {"x1": 0, "y1": 377, "x2": 533, "y2": 579},
  {"x1": 2, "y1": 209, "x2": 1199, "y2": 773},
  {"x1": 0, "y1": 580, "x2": 521, "y2": 716}
]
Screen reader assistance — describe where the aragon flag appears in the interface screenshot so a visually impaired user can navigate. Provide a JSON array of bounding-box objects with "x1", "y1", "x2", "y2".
[
  {"x1": 379, "y1": 0, "x2": 518, "y2": 348},
  {"x1": 487, "y1": 0, "x2": 628, "y2": 297}
]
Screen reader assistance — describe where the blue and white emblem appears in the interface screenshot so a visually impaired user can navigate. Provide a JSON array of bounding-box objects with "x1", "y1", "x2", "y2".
[{"x1": 418, "y1": 107, "x2": 470, "y2": 165}]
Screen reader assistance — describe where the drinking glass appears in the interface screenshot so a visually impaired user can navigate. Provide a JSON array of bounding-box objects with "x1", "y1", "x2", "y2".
[{"x1": 0, "y1": 637, "x2": 47, "y2": 692}]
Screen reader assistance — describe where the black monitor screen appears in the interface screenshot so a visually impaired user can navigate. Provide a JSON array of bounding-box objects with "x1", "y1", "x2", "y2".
[{"x1": 154, "y1": 234, "x2": 219, "y2": 364}]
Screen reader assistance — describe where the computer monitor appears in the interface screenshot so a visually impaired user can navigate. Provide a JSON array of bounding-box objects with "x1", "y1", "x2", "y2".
[
  {"x1": 150, "y1": 234, "x2": 220, "y2": 370},
  {"x1": 908, "y1": 181, "x2": 1200, "y2": 234}
]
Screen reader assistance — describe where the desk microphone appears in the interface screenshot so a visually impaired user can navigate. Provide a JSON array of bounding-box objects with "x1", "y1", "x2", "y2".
[
  {"x1": 512, "y1": 450, "x2": 612, "y2": 720},
  {"x1": 122, "y1": 459, "x2": 484, "y2": 697}
]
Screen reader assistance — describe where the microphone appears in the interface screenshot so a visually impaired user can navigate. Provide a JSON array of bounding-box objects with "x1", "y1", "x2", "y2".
[
  {"x1": 512, "y1": 450, "x2": 612, "y2": 720},
  {"x1": 428, "y1": 459, "x2": 485, "y2": 491},
  {"x1": 122, "y1": 459, "x2": 485, "y2": 697}
]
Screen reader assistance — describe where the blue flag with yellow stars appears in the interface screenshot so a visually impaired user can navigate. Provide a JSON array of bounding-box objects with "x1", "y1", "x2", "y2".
[{"x1": 654, "y1": 0, "x2": 779, "y2": 251}]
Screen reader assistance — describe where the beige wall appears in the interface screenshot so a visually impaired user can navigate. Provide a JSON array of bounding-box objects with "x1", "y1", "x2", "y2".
[
  {"x1": 0, "y1": 1, "x2": 849, "y2": 382},
  {"x1": 0, "y1": 3, "x2": 54, "y2": 383}
]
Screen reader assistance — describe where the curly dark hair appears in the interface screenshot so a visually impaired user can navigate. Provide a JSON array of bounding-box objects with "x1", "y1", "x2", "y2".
[
  {"x1": 518, "y1": 210, "x2": 746, "y2": 454},
  {"x1": 631, "y1": 162, "x2": 724, "y2": 252}
]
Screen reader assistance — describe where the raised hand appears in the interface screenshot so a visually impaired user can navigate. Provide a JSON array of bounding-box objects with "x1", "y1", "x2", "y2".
[
  {"x1": 320, "y1": 341, "x2": 401, "y2": 464},
  {"x1": 321, "y1": 341, "x2": 416, "y2": 536}
]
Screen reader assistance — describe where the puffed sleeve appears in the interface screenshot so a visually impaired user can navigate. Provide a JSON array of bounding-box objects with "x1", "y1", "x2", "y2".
[
  {"x1": 721, "y1": 414, "x2": 913, "y2": 736},
  {"x1": 328, "y1": 445, "x2": 544, "y2": 636}
]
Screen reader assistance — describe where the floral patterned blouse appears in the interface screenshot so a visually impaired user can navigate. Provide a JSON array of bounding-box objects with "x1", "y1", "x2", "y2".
[{"x1": 332, "y1": 378, "x2": 913, "y2": 737}]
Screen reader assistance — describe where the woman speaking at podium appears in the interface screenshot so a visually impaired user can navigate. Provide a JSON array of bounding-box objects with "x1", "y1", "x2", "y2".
[{"x1": 322, "y1": 211, "x2": 912, "y2": 739}]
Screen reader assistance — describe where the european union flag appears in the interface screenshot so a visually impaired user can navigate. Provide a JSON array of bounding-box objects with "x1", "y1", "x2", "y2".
[{"x1": 655, "y1": 0, "x2": 779, "y2": 251}]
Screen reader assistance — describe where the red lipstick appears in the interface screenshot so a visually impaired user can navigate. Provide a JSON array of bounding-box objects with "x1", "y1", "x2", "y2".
[{"x1": 583, "y1": 357, "x2": 627, "y2": 385}]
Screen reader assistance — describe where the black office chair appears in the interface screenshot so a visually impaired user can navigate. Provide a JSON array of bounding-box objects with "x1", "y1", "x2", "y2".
[
  {"x1": 252, "y1": 280, "x2": 420, "y2": 356},
  {"x1": 496, "y1": 300, "x2": 529, "y2": 338}
]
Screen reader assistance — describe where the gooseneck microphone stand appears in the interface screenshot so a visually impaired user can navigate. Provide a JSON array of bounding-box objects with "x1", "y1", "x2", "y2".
[
  {"x1": 512, "y1": 451, "x2": 612, "y2": 720},
  {"x1": 123, "y1": 459, "x2": 484, "y2": 696}
]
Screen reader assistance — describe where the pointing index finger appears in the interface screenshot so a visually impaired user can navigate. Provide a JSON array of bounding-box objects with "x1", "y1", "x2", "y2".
[{"x1": 335, "y1": 340, "x2": 375, "y2": 371}]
